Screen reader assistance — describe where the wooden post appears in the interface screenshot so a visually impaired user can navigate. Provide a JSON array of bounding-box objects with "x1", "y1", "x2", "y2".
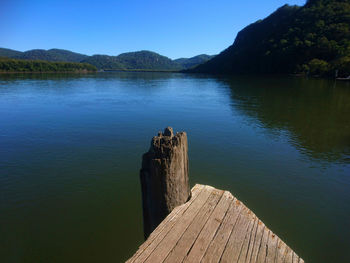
[{"x1": 140, "y1": 127, "x2": 191, "y2": 239}]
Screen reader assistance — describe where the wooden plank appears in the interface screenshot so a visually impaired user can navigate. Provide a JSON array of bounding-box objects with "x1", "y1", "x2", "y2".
[
  {"x1": 127, "y1": 207, "x2": 185, "y2": 263},
  {"x1": 147, "y1": 184, "x2": 203, "y2": 241},
  {"x1": 220, "y1": 206, "x2": 252, "y2": 262},
  {"x1": 237, "y1": 215, "x2": 257, "y2": 263},
  {"x1": 126, "y1": 184, "x2": 204, "y2": 263},
  {"x1": 242, "y1": 216, "x2": 259, "y2": 263},
  {"x1": 292, "y1": 251, "x2": 300, "y2": 263},
  {"x1": 249, "y1": 220, "x2": 266, "y2": 263},
  {"x1": 265, "y1": 230, "x2": 279, "y2": 262},
  {"x1": 164, "y1": 189, "x2": 224, "y2": 263},
  {"x1": 201, "y1": 199, "x2": 244, "y2": 263},
  {"x1": 275, "y1": 240, "x2": 289, "y2": 263},
  {"x1": 142, "y1": 185, "x2": 214, "y2": 263},
  {"x1": 256, "y1": 227, "x2": 271, "y2": 263},
  {"x1": 127, "y1": 184, "x2": 206, "y2": 263},
  {"x1": 284, "y1": 247, "x2": 294, "y2": 263},
  {"x1": 183, "y1": 191, "x2": 233, "y2": 263}
]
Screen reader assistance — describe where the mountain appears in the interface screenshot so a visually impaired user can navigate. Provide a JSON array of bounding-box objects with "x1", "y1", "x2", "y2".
[
  {"x1": 0, "y1": 48, "x2": 23, "y2": 58},
  {"x1": 0, "y1": 48, "x2": 212, "y2": 71},
  {"x1": 189, "y1": 0, "x2": 350, "y2": 77},
  {"x1": 0, "y1": 48, "x2": 87, "y2": 62},
  {"x1": 174, "y1": 54, "x2": 214, "y2": 69},
  {"x1": 115, "y1": 51, "x2": 181, "y2": 70},
  {"x1": 82, "y1": 55, "x2": 126, "y2": 70},
  {"x1": 17, "y1": 49, "x2": 88, "y2": 62},
  {"x1": 82, "y1": 51, "x2": 181, "y2": 70}
]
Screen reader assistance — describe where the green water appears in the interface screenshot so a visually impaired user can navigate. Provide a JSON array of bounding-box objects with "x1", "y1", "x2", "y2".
[{"x1": 0, "y1": 72, "x2": 349, "y2": 262}]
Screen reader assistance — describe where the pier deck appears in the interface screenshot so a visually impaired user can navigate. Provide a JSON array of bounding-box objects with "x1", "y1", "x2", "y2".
[{"x1": 127, "y1": 184, "x2": 303, "y2": 263}]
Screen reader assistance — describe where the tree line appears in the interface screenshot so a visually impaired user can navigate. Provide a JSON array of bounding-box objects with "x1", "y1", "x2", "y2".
[{"x1": 0, "y1": 57, "x2": 97, "y2": 73}]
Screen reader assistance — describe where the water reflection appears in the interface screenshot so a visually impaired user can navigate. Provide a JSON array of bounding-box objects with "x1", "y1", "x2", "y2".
[
  {"x1": 0, "y1": 72, "x2": 99, "y2": 81},
  {"x1": 221, "y1": 75, "x2": 350, "y2": 163},
  {"x1": 0, "y1": 71, "x2": 180, "y2": 81}
]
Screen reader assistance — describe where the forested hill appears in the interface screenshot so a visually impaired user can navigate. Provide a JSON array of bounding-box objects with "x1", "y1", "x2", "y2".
[
  {"x1": 0, "y1": 48, "x2": 88, "y2": 62},
  {"x1": 188, "y1": 0, "x2": 350, "y2": 77},
  {"x1": 0, "y1": 48, "x2": 214, "y2": 71},
  {"x1": 0, "y1": 48, "x2": 23, "y2": 58},
  {"x1": 174, "y1": 54, "x2": 214, "y2": 69},
  {"x1": 82, "y1": 51, "x2": 181, "y2": 71},
  {"x1": 0, "y1": 57, "x2": 97, "y2": 73}
]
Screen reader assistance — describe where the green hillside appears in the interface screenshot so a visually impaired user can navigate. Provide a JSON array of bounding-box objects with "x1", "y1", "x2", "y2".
[
  {"x1": 0, "y1": 48, "x2": 87, "y2": 62},
  {"x1": 189, "y1": 0, "x2": 350, "y2": 77},
  {"x1": 0, "y1": 48, "x2": 23, "y2": 58},
  {"x1": 0, "y1": 57, "x2": 97, "y2": 72},
  {"x1": 18, "y1": 49, "x2": 88, "y2": 62},
  {"x1": 116, "y1": 51, "x2": 181, "y2": 70},
  {"x1": 174, "y1": 54, "x2": 214, "y2": 69},
  {"x1": 82, "y1": 55, "x2": 126, "y2": 70},
  {"x1": 82, "y1": 51, "x2": 181, "y2": 71}
]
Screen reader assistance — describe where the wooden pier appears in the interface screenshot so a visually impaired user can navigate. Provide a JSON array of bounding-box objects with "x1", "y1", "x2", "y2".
[
  {"x1": 128, "y1": 128, "x2": 303, "y2": 262},
  {"x1": 127, "y1": 184, "x2": 303, "y2": 263}
]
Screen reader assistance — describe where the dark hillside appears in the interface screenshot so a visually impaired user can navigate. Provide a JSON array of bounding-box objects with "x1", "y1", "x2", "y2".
[{"x1": 189, "y1": 0, "x2": 350, "y2": 77}]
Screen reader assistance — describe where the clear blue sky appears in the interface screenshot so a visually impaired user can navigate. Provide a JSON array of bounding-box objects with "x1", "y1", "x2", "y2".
[{"x1": 0, "y1": 0, "x2": 306, "y2": 59}]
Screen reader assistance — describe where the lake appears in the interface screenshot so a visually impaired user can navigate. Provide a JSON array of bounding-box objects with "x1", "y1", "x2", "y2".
[{"x1": 0, "y1": 72, "x2": 349, "y2": 263}]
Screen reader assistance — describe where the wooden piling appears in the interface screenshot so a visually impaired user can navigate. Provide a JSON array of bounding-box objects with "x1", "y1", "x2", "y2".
[{"x1": 140, "y1": 127, "x2": 191, "y2": 239}]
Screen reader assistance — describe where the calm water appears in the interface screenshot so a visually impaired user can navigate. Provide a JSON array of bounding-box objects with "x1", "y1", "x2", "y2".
[{"x1": 1, "y1": 72, "x2": 349, "y2": 263}]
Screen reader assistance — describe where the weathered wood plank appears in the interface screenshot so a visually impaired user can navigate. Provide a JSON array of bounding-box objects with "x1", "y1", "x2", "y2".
[
  {"x1": 275, "y1": 239, "x2": 289, "y2": 263},
  {"x1": 126, "y1": 184, "x2": 204, "y2": 263},
  {"x1": 147, "y1": 184, "x2": 203, "y2": 241},
  {"x1": 266, "y1": 230, "x2": 279, "y2": 263},
  {"x1": 164, "y1": 189, "x2": 224, "y2": 263},
  {"x1": 220, "y1": 206, "x2": 252, "y2": 262},
  {"x1": 142, "y1": 185, "x2": 214, "y2": 263},
  {"x1": 242, "y1": 216, "x2": 259, "y2": 263},
  {"x1": 126, "y1": 184, "x2": 303, "y2": 263},
  {"x1": 201, "y1": 199, "x2": 243, "y2": 263},
  {"x1": 183, "y1": 191, "x2": 233, "y2": 263},
  {"x1": 292, "y1": 251, "x2": 300, "y2": 263},
  {"x1": 237, "y1": 215, "x2": 257, "y2": 263},
  {"x1": 284, "y1": 247, "x2": 294, "y2": 263},
  {"x1": 249, "y1": 220, "x2": 265, "y2": 263},
  {"x1": 255, "y1": 226, "x2": 269, "y2": 262}
]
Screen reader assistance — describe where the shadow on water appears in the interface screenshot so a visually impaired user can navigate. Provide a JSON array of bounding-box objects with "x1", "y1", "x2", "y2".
[{"x1": 220, "y1": 75, "x2": 350, "y2": 164}]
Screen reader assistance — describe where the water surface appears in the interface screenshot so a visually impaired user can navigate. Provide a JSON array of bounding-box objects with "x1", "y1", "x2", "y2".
[{"x1": 1, "y1": 72, "x2": 349, "y2": 262}]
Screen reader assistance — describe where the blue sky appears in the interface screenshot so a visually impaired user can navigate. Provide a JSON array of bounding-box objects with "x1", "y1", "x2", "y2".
[{"x1": 1, "y1": 0, "x2": 305, "y2": 59}]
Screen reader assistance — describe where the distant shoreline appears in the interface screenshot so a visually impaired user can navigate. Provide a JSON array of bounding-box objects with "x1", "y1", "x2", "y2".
[
  {"x1": 0, "y1": 70, "x2": 97, "y2": 74},
  {"x1": 0, "y1": 69, "x2": 180, "y2": 74},
  {"x1": 1, "y1": 71, "x2": 345, "y2": 81},
  {"x1": 101, "y1": 69, "x2": 180, "y2": 73}
]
